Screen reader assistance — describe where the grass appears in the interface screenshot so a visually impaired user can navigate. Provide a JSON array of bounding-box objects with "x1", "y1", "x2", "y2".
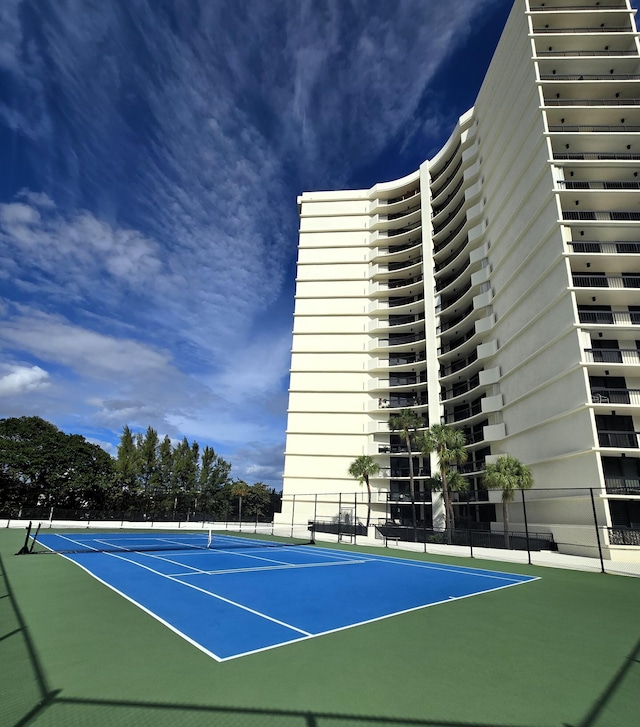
[{"x1": 1, "y1": 527, "x2": 639, "y2": 727}]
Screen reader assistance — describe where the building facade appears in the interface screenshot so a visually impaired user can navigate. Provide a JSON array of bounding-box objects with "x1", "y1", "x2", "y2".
[{"x1": 281, "y1": 0, "x2": 640, "y2": 560}]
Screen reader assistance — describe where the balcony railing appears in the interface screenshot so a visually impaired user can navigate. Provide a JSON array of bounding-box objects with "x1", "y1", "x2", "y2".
[
  {"x1": 569, "y1": 240, "x2": 640, "y2": 254},
  {"x1": 564, "y1": 211, "x2": 640, "y2": 221},
  {"x1": 432, "y1": 197, "x2": 466, "y2": 234},
  {"x1": 554, "y1": 152, "x2": 640, "y2": 161},
  {"x1": 441, "y1": 375, "x2": 481, "y2": 402},
  {"x1": 559, "y1": 180, "x2": 640, "y2": 190},
  {"x1": 436, "y1": 258, "x2": 471, "y2": 290},
  {"x1": 573, "y1": 273, "x2": 640, "y2": 288},
  {"x1": 591, "y1": 387, "x2": 640, "y2": 405},
  {"x1": 443, "y1": 400, "x2": 483, "y2": 424},
  {"x1": 457, "y1": 460, "x2": 487, "y2": 475},
  {"x1": 541, "y1": 74, "x2": 640, "y2": 81},
  {"x1": 430, "y1": 142, "x2": 461, "y2": 184},
  {"x1": 608, "y1": 527, "x2": 640, "y2": 546},
  {"x1": 533, "y1": 26, "x2": 633, "y2": 34},
  {"x1": 388, "y1": 275, "x2": 423, "y2": 289},
  {"x1": 388, "y1": 220, "x2": 421, "y2": 237},
  {"x1": 438, "y1": 303, "x2": 475, "y2": 334},
  {"x1": 440, "y1": 351, "x2": 479, "y2": 376},
  {"x1": 530, "y1": 4, "x2": 628, "y2": 10},
  {"x1": 550, "y1": 124, "x2": 640, "y2": 133},
  {"x1": 604, "y1": 477, "x2": 640, "y2": 495},
  {"x1": 434, "y1": 239, "x2": 468, "y2": 270},
  {"x1": 438, "y1": 327, "x2": 475, "y2": 355},
  {"x1": 579, "y1": 310, "x2": 640, "y2": 325},
  {"x1": 546, "y1": 98, "x2": 640, "y2": 106},
  {"x1": 431, "y1": 177, "x2": 465, "y2": 216},
  {"x1": 433, "y1": 217, "x2": 468, "y2": 250},
  {"x1": 388, "y1": 256, "x2": 422, "y2": 272},
  {"x1": 386, "y1": 188, "x2": 420, "y2": 206},
  {"x1": 388, "y1": 205, "x2": 421, "y2": 221},
  {"x1": 597, "y1": 430, "x2": 640, "y2": 448},
  {"x1": 438, "y1": 282, "x2": 474, "y2": 314},
  {"x1": 584, "y1": 348, "x2": 640, "y2": 364},
  {"x1": 537, "y1": 50, "x2": 637, "y2": 57}
]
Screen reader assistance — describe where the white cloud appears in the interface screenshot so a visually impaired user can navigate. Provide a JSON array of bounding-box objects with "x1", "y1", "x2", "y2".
[{"x1": 0, "y1": 364, "x2": 50, "y2": 396}]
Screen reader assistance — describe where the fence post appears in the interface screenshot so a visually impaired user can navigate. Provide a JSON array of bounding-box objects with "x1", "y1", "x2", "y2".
[
  {"x1": 291, "y1": 494, "x2": 296, "y2": 538},
  {"x1": 354, "y1": 493, "x2": 357, "y2": 546},
  {"x1": 338, "y1": 492, "x2": 342, "y2": 544},
  {"x1": 521, "y1": 489, "x2": 532, "y2": 566},
  {"x1": 589, "y1": 488, "x2": 606, "y2": 574},
  {"x1": 467, "y1": 490, "x2": 473, "y2": 559}
]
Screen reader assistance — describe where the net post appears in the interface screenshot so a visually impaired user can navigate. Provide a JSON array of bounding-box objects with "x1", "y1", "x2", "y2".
[
  {"x1": 16, "y1": 521, "x2": 33, "y2": 555},
  {"x1": 30, "y1": 523, "x2": 42, "y2": 552},
  {"x1": 338, "y1": 492, "x2": 342, "y2": 544}
]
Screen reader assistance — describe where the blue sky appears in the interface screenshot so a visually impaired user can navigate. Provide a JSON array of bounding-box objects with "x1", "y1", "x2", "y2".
[{"x1": 2, "y1": 0, "x2": 637, "y2": 488}]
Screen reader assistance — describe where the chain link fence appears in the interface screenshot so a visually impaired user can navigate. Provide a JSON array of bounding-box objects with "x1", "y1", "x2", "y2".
[{"x1": 278, "y1": 487, "x2": 640, "y2": 577}]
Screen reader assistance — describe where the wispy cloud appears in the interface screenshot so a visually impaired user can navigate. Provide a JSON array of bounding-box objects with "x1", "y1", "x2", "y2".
[{"x1": 0, "y1": 0, "x2": 514, "y2": 487}]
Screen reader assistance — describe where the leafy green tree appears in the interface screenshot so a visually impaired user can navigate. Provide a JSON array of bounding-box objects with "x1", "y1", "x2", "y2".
[
  {"x1": 244, "y1": 482, "x2": 272, "y2": 521},
  {"x1": 483, "y1": 454, "x2": 534, "y2": 547},
  {"x1": 348, "y1": 455, "x2": 379, "y2": 528},
  {"x1": 171, "y1": 437, "x2": 199, "y2": 515},
  {"x1": 419, "y1": 423, "x2": 468, "y2": 543},
  {"x1": 198, "y1": 446, "x2": 232, "y2": 514},
  {"x1": 388, "y1": 409, "x2": 423, "y2": 536},
  {"x1": 155, "y1": 435, "x2": 174, "y2": 512},
  {"x1": 0, "y1": 417, "x2": 115, "y2": 511},
  {"x1": 135, "y1": 427, "x2": 160, "y2": 504},
  {"x1": 115, "y1": 425, "x2": 139, "y2": 508}
]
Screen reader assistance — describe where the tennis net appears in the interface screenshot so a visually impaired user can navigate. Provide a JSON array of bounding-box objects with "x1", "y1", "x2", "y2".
[{"x1": 21, "y1": 527, "x2": 312, "y2": 556}]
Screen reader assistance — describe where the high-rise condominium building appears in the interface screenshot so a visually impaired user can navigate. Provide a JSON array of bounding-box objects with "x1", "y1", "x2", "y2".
[{"x1": 281, "y1": 0, "x2": 640, "y2": 560}]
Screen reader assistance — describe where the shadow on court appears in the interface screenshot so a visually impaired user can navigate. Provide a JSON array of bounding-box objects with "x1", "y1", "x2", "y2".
[{"x1": 2, "y1": 550, "x2": 638, "y2": 727}]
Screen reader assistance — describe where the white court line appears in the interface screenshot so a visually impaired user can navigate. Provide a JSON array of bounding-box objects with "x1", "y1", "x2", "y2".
[
  {"x1": 218, "y1": 576, "x2": 538, "y2": 662},
  {"x1": 292, "y1": 545, "x2": 534, "y2": 583},
  {"x1": 96, "y1": 550, "x2": 314, "y2": 637},
  {"x1": 170, "y1": 559, "x2": 368, "y2": 578},
  {"x1": 136, "y1": 545, "x2": 314, "y2": 575}
]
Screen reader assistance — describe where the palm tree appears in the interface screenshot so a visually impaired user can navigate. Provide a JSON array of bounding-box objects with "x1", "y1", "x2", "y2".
[
  {"x1": 388, "y1": 409, "x2": 423, "y2": 537},
  {"x1": 231, "y1": 480, "x2": 250, "y2": 527},
  {"x1": 483, "y1": 454, "x2": 534, "y2": 548},
  {"x1": 419, "y1": 423, "x2": 467, "y2": 543},
  {"x1": 348, "y1": 455, "x2": 379, "y2": 529}
]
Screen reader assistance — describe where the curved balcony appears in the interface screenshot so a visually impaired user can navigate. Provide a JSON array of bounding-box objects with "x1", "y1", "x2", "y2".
[
  {"x1": 435, "y1": 257, "x2": 471, "y2": 292},
  {"x1": 441, "y1": 374, "x2": 481, "y2": 402},
  {"x1": 438, "y1": 280, "x2": 474, "y2": 314},
  {"x1": 432, "y1": 197, "x2": 466, "y2": 235},
  {"x1": 430, "y1": 141, "x2": 462, "y2": 185},
  {"x1": 438, "y1": 303, "x2": 476, "y2": 335},
  {"x1": 442, "y1": 398, "x2": 484, "y2": 425},
  {"x1": 440, "y1": 350, "x2": 480, "y2": 380}
]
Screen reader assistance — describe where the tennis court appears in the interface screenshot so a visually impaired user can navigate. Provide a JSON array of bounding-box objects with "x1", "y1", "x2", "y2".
[
  {"x1": 32, "y1": 530, "x2": 537, "y2": 661},
  {"x1": 3, "y1": 527, "x2": 638, "y2": 727}
]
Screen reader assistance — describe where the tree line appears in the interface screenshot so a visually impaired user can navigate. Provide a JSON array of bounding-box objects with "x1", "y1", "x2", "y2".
[{"x1": 0, "y1": 416, "x2": 281, "y2": 521}]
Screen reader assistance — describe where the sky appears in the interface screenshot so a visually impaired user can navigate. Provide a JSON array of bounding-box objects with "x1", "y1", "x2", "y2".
[{"x1": 1, "y1": 0, "x2": 638, "y2": 489}]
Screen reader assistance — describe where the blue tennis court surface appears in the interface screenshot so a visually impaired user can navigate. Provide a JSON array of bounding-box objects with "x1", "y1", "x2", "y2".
[{"x1": 37, "y1": 531, "x2": 538, "y2": 661}]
